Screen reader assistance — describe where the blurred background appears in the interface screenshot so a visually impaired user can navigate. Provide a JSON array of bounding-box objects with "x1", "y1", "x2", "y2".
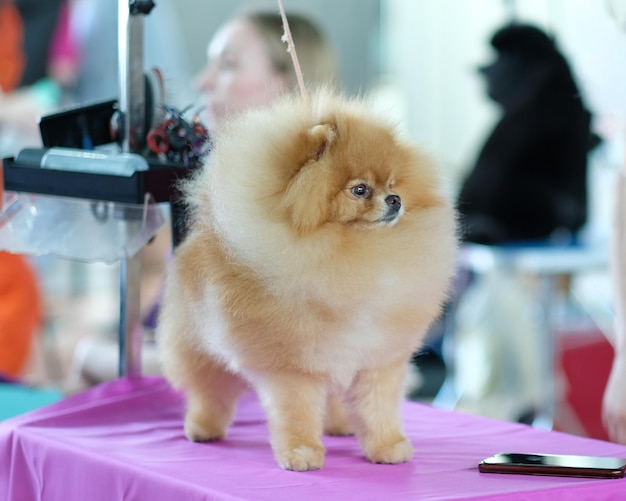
[{"x1": 2, "y1": 0, "x2": 626, "y2": 440}]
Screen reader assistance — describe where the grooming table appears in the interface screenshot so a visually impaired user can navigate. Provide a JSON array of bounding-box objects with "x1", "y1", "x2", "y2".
[{"x1": 1, "y1": 377, "x2": 625, "y2": 500}]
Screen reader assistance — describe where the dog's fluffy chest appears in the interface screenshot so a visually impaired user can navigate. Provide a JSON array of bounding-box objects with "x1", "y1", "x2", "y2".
[{"x1": 196, "y1": 282, "x2": 410, "y2": 388}]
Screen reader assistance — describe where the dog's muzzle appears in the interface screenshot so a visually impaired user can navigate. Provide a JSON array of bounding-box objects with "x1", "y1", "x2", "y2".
[
  {"x1": 386, "y1": 194, "x2": 401, "y2": 212},
  {"x1": 378, "y1": 194, "x2": 402, "y2": 224}
]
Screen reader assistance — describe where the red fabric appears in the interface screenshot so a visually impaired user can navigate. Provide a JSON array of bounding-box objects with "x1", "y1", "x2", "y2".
[{"x1": 555, "y1": 329, "x2": 614, "y2": 441}]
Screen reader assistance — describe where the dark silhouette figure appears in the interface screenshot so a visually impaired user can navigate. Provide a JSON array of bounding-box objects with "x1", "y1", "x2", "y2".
[{"x1": 457, "y1": 24, "x2": 595, "y2": 245}]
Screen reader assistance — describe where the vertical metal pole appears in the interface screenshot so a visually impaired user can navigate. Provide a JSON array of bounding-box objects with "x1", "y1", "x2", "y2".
[
  {"x1": 118, "y1": 0, "x2": 146, "y2": 154},
  {"x1": 118, "y1": 254, "x2": 143, "y2": 377},
  {"x1": 532, "y1": 274, "x2": 557, "y2": 430},
  {"x1": 117, "y1": 0, "x2": 147, "y2": 376}
]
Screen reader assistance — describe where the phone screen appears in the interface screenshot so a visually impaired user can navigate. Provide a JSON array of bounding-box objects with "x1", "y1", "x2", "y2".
[{"x1": 479, "y1": 453, "x2": 626, "y2": 479}]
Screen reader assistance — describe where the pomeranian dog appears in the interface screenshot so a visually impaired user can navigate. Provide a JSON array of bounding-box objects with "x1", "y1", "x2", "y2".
[{"x1": 157, "y1": 89, "x2": 457, "y2": 471}]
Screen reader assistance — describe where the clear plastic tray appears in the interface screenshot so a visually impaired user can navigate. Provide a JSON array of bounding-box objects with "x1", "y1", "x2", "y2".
[{"x1": 0, "y1": 191, "x2": 165, "y2": 263}]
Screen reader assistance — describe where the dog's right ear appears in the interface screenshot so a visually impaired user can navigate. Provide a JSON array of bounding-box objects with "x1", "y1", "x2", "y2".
[{"x1": 307, "y1": 123, "x2": 336, "y2": 162}]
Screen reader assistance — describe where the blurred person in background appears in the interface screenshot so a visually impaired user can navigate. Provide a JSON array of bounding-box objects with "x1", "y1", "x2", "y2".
[
  {"x1": 0, "y1": 0, "x2": 78, "y2": 156},
  {"x1": 457, "y1": 23, "x2": 595, "y2": 245}
]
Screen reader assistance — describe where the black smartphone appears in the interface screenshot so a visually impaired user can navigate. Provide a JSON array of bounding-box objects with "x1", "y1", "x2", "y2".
[{"x1": 478, "y1": 453, "x2": 626, "y2": 479}]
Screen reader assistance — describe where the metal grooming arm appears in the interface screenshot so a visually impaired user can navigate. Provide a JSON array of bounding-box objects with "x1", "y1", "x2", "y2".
[{"x1": 117, "y1": 0, "x2": 155, "y2": 377}]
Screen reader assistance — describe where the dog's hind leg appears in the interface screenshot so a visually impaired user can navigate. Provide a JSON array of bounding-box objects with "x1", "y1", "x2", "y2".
[
  {"x1": 181, "y1": 356, "x2": 249, "y2": 443},
  {"x1": 324, "y1": 392, "x2": 354, "y2": 436}
]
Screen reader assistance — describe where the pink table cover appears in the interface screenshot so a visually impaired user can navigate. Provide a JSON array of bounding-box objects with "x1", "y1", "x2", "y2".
[{"x1": 1, "y1": 377, "x2": 626, "y2": 500}]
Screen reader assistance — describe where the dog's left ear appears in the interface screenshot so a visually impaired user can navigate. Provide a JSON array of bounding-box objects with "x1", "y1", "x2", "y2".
[
  {"x1": 308, "y1": 123, "x2": 336, "y2": 162},
  {"x1": 282, "y1": 123, "x2": 337, "y2": 235}
]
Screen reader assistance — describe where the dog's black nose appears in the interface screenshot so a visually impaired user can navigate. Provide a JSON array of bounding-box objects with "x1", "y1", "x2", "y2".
[{"x1": 385, "y1": 194, "x2": 401, "y2": 212}]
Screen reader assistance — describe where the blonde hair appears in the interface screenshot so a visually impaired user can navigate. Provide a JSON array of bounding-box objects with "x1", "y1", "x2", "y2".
[{"x1": 240, "y1": 10, "x2": 338, "y2": 90}]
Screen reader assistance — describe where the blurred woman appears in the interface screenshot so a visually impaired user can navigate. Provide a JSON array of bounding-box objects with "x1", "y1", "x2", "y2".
[{"x1": 195, "y1": 9, "x2": 336, "y2": 133}]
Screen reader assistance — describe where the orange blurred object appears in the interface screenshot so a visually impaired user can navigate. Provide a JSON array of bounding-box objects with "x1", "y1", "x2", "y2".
[
  {"x1": 0, "y1": 252, "x2": 42, "y2": 378},
  {"x1": 0, "y1": 1, "x2": 25, "y2": 93}
]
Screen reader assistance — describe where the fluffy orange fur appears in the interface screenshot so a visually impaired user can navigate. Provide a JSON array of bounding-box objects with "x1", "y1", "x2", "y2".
[{"x1": 157, "y1": 89, "x2": 458, "y2": 471}]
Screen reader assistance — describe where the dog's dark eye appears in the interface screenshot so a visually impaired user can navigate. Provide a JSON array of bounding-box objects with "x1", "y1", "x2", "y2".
[{"x1": 351, "y1": 184, "x2": 371, "y2": 198}]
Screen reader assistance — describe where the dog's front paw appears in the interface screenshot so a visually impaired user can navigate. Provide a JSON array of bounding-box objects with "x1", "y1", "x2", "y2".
[
  {"x1": 184, "y1": 414, "x2": 227, "y2": 442},
  {"x1": 275, "y1": 444, "x2": 326, "y2": 471},
  {"x1": 364, "y1": 437, "x2": 414, "y2": 464}
]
